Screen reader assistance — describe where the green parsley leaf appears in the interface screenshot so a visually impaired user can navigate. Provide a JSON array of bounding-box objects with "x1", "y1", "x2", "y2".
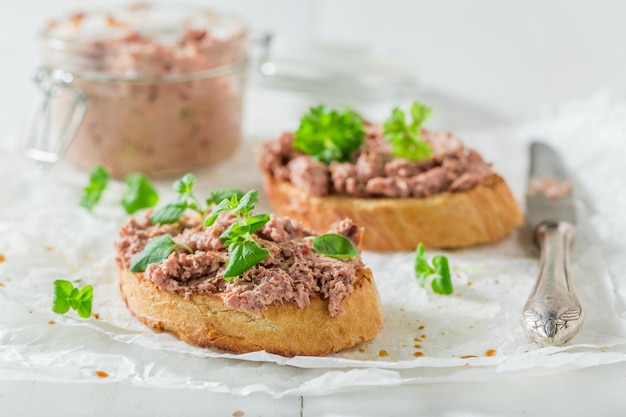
[
  {"x1": 223, "y1": 240, "x2": 269, "y2": 279},
  {"x1": 414, "y1": 243, "x2": 453, "y2": 295},
  {"x1": 79, "y1": 165, "x2": 110, "y2": 211},
  {"x1": 293, "y1": 105, "x2": 365, "y2": 164},
  {"x1": 312, "y1": 233, "x2": 359, "y2": 258},
  {"x1": 130, "y1": 234, "x2": 191, "y2": 273},
  {"x1": 121, "y1": 173, "x2": 159, "y2": 214},
  {"x1": 383, "y1": 101, "x2": 433, "y2": 161},
  {"x1": 52, "y1": 279, "x2": 93, "y2": 318}
]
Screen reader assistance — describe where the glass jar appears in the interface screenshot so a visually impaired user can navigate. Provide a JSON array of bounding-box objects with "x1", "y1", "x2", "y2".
[{"x1": 30, "y1": 4, "x2": 249, "y2": 177}]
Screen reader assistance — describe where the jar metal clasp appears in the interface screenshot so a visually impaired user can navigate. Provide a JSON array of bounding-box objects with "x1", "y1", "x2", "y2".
[{"x1": 26, "y1": 66, "x2": 87, "y2": 165}]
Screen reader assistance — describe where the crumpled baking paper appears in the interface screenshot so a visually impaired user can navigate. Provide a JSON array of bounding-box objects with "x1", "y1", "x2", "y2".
[{"x1": 1, "y1": 92, "x2": 626, "y2": 397}]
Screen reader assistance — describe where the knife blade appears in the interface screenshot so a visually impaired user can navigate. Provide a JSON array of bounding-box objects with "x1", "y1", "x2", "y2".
[{"x1": 521, "y1": 141, "x2": 583, "y2": 346}]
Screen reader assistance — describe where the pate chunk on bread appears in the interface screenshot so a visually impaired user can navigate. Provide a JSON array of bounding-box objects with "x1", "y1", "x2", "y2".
[
  {"x1": 257, "y1": 103, "x2": 523, "y2": 251},
  {"x1": 115, "y1": 208, "x2": 384, "y2": 357}
]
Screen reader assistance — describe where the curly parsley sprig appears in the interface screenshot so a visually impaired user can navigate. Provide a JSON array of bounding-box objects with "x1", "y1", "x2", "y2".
[
  {"x1": 293, "y1": 105, "x2": 365, "y2": 164},
  {"x1": 383, "y1": 101, "x2": 433, "y2": 161}
]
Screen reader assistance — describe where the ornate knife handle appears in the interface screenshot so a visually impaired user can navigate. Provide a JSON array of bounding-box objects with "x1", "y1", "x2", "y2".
[{"x1": 521, "y1": 221, "x2": 583, "y2": 346}]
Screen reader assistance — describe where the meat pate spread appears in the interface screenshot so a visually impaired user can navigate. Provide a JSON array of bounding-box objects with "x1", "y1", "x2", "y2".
[
  {"x1": 41, "y1": 5, "x2": 248, "y2": 177},
  {"x1": 115, "y1": 213, "x2": 364, "y2": 317},
  {"x1": 258, "y1": 123, "x2": 495, "y2": 198},
  {"x1": 529, "y1": 177, "x2": 573, "y2": 199}
]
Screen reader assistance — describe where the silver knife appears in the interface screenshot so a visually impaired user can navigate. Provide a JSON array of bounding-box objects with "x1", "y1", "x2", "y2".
[{"x1": 521, "y1": 142, "x2": 583, "y2": 346}]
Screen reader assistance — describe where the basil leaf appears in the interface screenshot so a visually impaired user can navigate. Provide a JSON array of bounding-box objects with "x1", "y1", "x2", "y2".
[
  {"x1": 312, "y1": 233, "x2": 359, "y2": 258},
  {"x1": 207, "y1": 189, "x2": 244, "y2": 206},
  {"x1": 431, "y1": 255, "x2": 453, "y2": 295},
  {"x1": 293, "y1": 105, "x2": 365, "y2": 164},
  {"x1": 130, "y1": 234, "x2": 181, "y2": 273},
  {"x1": 121, "y1": 173, "x2": 159, "y2": 214},
  {"x1": 223, "y1": 240, "x2": 269, "y2": 279},
  {"x1": 79, "y1": 165, "x2": 110, "y2": 211},
  {"x1": 150, "y1": 198, "x2": 188, "y2": 225}
]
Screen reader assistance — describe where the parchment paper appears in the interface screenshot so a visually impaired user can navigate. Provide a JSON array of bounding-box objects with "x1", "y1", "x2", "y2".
[{"x1": 1, "y1": 93, "x2": 626, "y2": 397}]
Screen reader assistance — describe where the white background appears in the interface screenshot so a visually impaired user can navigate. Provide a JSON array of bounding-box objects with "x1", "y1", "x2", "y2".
[
  {"x1": 2, "y1": 1, "x2": 626, "y2": 416},
  {"x1": 2, "y1": 0, "x2": 626, "y2": 138}
]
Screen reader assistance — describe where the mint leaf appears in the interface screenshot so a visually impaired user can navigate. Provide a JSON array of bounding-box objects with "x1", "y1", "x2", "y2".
[
  {"x1": 293, "y1": 105, "x2": 365, "y2": 164},
  {"x1": 130, "y1": 234, "x2": 191, "y2": 273},
  {"x1": 223, "y1": 240, "x2": 269, "y2": 279},
  {"x1": 312, "y1": 233, "x2": 359, "y2": 258},
  {"x1": 383, "y1": 101, "x2": 433, "y2": 161},
  {"x1": 79, "y1": 165, "x2": 110, "y2": 211},
  {"x1": 52, "y1": 280, "x2": 93, "y2": 318},
  {"x1": 121, "y1": 173, "x2": 159, "y2": 214},
  {"x1": 414, "y1": 243, "x2": 453, "y2": 295}
]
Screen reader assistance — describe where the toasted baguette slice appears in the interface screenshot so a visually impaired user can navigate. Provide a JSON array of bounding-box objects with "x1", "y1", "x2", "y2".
[
  {"x1": 263, "y1": 173, "x2": 523, "y2": 252},
  {"x1": 119, "y1": 265, "x2": 384, "y2": 357}
]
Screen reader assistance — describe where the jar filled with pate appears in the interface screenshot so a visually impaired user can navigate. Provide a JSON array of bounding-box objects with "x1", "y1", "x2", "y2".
[{"x1": 31, "y1": 3, "x2": 249, "y2": 177}]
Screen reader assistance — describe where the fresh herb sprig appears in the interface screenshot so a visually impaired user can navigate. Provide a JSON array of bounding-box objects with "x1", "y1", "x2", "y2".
[
  {"x1": 293, "y1": 105, "x2": 365, "y2": 164},
  {"x1": 80, "y1": 165, "x2": 110, "y2": 211},
  {"x1": 150, "y1": 173, "x2": 243, "y2": 225},
  {"x1": 52, "y1": 280, "x2": 93, "y2": 318},
  {"x1": 125, "y1": 169, "x2": 360, "y2": 279},
  {"x1": 122, "y1": 173, "x2": 159, "y2": 214},
  {"x1": 383, "y1": 101, "x2": 433, "y2": 161},
  {"x1": 312, "y1": 233, "x2": 359, "y2": 258},
  {"x1": 205, "y1": 190, "x2": 270, "y2": 279},
  {"x1": 79, "y1": 166, "x2": 158, "y2": 214},
  {"x1": 130, "y1": 234, "x2": 192, "y2": 273},
  {"x1": 414, "y1": 243, "x2": 453, "y2": 295}
]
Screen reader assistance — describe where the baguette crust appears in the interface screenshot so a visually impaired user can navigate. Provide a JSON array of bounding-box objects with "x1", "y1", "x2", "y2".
[
  {"x1": 263, "y1": 173, "x2": 523, "y2": 251},
  {"x1": 119, "y1": 265, "x2": 384, "y2": 357}
]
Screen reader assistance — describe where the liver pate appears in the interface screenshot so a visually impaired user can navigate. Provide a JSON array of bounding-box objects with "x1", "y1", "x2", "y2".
[
  {"x1": 115, "y1": 213, "x2": 364, "y2": 317},
  {"x1": 258, "y1": 123, "x2": 494, "y2": 198}
]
